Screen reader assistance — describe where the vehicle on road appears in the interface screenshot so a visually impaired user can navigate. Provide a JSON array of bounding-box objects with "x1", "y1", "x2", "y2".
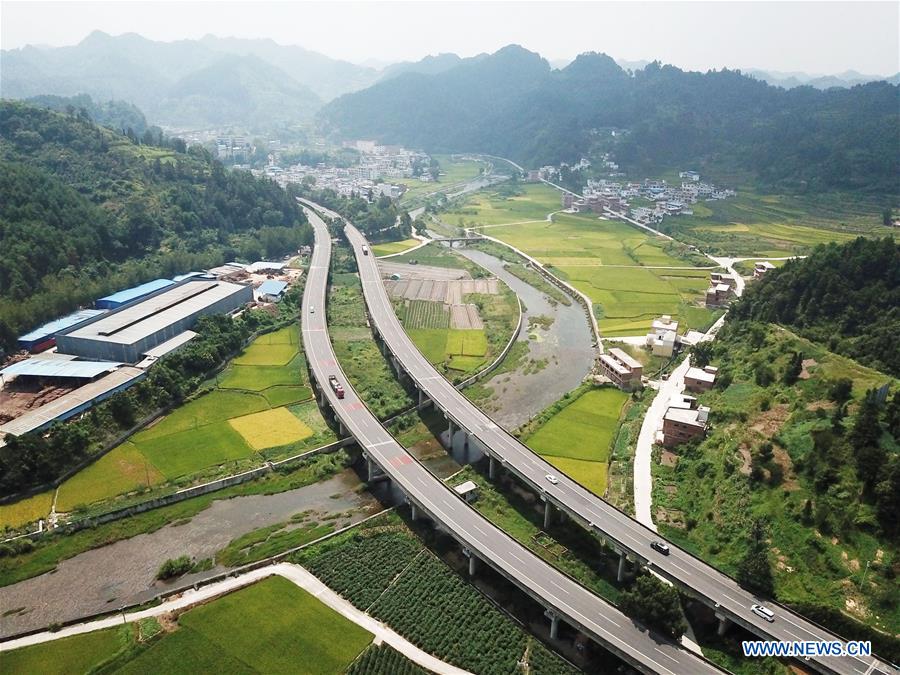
[
  {"x1": 328, "y1": 375, "x2": 345, "y2": 399},
  {"x1": 545, "y1": 474, "x2": 559, "y2": 485},
  {"x1": 651, "y1": 541, "x2": 670, "y2": 555},
  {"x1": 751, "y1": 604, "x2": 775, "y2": 622},
  {"x1": 362, "y1": 245, "x2": 369, "y2": 256},
  {"x1": 310, "y1": 305, "x2": 315, "y2": 313}
]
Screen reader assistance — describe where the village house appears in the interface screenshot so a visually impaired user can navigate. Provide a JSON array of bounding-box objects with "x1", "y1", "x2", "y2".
[
  {"x1": 661, "y1": 395, "x2": 710, "y2": 447},
  {"x1": 598, "y1": 347, "x2": 643, "y2": 390},
  {"x1": 753, "y1": 261, "x2": 776, "y2": 278},
  {"x1": 646, "y1": 315, "x2": 679, "y2": 357},
  {"x1": 685, "y1": 364, "x2": 719, "y2": 392}
]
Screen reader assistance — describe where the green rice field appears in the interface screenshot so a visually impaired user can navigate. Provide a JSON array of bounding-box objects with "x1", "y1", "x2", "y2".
[
  {"x1": 525, "y1": 388, "x2": 629, "y2": 496},
  {"x1": 4, "y1": 576, "x2": 373, "y2": 675},
  {"x1": 442, "y1": 183, "x2": 562, "y2": 227},
  {"x1": 0, "y1": 490, "x2": 55, "y2": 531},
  {"x1": 667, "y1": 191, "x2": 894, "y2": 256},
  {"x1": 55, "y1": 326, "x2": 328, "y2": 511},
  {"x1": 371, "y1": 238, "x2": 421, "y2": 256},
  {"x1": 407, "y1": 327, "x2": 488, "y2": 373},
  {"x1": 480, "y1": 210, "x2": 716, "y2": 335},
  {"x1": 398, "y1": 154, "x2": 486, "y2": 204}
]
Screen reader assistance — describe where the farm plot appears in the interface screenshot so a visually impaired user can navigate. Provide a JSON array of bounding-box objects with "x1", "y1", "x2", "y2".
[
  {"x1": 8, "y1": 576, "x2": 374, "y2": 675},
  {"x1": 443, "y1": 183, "x2": 563, "y2": 226},
  {"x1": 347, "y1": 644, "x2": 429, "y2": 675},
  {"x1": 0, "y1": 490, "x2": 54, "y2": 530},
  {"x1": 228, "y1": 407, "x2": 313, "y2": 451},
  {"x1": 485, "y1": 213, "x2": 712, "y2": 335},
  {"x1": 371, "y1": 238, "x2": 421, "y2": 256},
  {"x1": 56, "y1": 442, "x2": 165, "y2": 511},
  {"x1": 54, "y1": 326, "x2": 325, "y2": 509},
  {"x1": 368, "y1": 550, "x2": 580, "y2": 675},
  {"x1": 399, "y1": 299, "x2": 450, "y2": 329},
  {"x1": 525, "y1": 388, "x2": 629, "y2": 496},
  {"x1": 407, "y1": 328, "x2": 489, "y2": 373},
  {"x1": 133, "y1": 576, "x2": 372, "y2": 675},
  {"x1": 669, "y1": 191, "x2": 890, "y2": 256},
  {"x1": 297, "y1": 520, "x2": 578, "y2": 675},
  {"x1": 2, "y1": 626, "x2": 125, "y2": 675}
]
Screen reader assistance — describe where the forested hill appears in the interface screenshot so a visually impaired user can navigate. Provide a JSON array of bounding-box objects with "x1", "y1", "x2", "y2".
[
  {"x1": 0, "y1": 101, "x2": 310, "y2": 356},
  {"x1": 731, "y1": 237, "x2": 900, "y2": 376},
  {"x1": 321, "y1": 46, "x2": 900, "y2": 194}
]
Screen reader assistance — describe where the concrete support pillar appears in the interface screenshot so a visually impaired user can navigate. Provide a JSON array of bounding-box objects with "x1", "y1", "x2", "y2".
[
  {"x1": 545, "y1": 610, "x2": 560, "y2": 640},
  {"x1": 410, "y1": 503, "x2": 419, "y2": 521},
  {"x1": 489, "y1": 455, "x2": 497, "y2": 480},
  {"x1": 367, "y1": 458, "x2": 375, "y2": 482},
  {"x1": 418, "y1": 389, "x2": 426, "y2": 407},
  {"x1": 338, "y1": 420, "x2": 346, "y2": 436},
  {"x1": 468, "y1": 554, "x2": 478, "y2": 577},
  {"x1": 617, "y1": 552, "x2": 627, "y2": 583},
  {"x1": 447, "y1": 418, "x2": 455, "y2": 442},
  {"x1": 716, "y1": 614, "x2": 731, "y2": 637},
  {"x1": 462, "y1": 432, "x2": 469, "y2": 451},
  {"x1": 544, "y1": 501, "x2": 553, "y2": 529}
]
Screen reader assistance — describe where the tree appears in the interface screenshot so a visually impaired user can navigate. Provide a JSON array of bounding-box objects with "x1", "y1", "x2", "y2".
[
  {"x1": 783, "y1": 351, "x2": 803, "y2": 385},
  {"x1": 736, "y1": 519, "x2": 775, "y2": 597},
  {"x1": 883, "y1": 207, "x2": 893, "y2": 227},
  {"x1": 829, "y1": 378, "x2": 854, "y2": 404},
  {"x1": 691, "y1": 341, "x2": 713, "y2": 368},
  {"x1": 619, "y1": 574, "x2": 687, "y2": 640}
]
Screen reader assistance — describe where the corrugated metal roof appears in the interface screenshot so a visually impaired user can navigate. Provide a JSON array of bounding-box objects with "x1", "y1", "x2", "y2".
[
  {"x1": 97, "y1": 278, "x2": 173, "y2": 306},
  {"x1": 0, "y1": 367, "x2": 145, "y2": 437},
  {"x1": 258, "y1": 280, "x2": 288, "y2": 296},
  {"x1": 66, "y1": 280, "x2": 249, "y2": 345},
  {"x1": 142, "y1": 330, "x2": 197, "y2": 358},
  {"x1": 18, "y1": 309, "x2": 107, "y2": 343},
  {"x1": 0, "y1": 359, "x2": 121, "y2": 380}
]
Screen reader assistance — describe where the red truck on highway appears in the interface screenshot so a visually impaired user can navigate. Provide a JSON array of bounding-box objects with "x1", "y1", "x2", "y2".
[{"x1": 328, "y1": 375, "x2": 345, "y2": 399}]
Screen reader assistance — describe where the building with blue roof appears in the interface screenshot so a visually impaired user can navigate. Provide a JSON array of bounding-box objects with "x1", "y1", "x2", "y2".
[
  {"x1": 17, "y1": 309, "x2": 107, "y2": 353},
  {"x1": 95, "y1": 278, "x2": 174, "y2": 310},
  {"x1": 257, "y1": 279, "x2": 288, "y2": 302}
]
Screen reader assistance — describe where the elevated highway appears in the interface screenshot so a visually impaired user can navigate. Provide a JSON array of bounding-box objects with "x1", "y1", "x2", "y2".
[
  {"x1": 300, "y1": 204, "x2": 724, "y2": 675},
  {"x1": 332, "y1": 205, "x2": 894, "y2": 675}
]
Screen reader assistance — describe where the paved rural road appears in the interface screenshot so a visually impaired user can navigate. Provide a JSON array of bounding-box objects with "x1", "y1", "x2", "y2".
[
  {"x1": 633, "y1": 356, "x2": 692, "y2": 531},
  {"x1": 0, "y1": 563, "x2": 471, "y2": 675},
  {"x1": 299, "y1": 202, "x2": 723, "y2": 675},
  {"x1": 339, "y1": 205, "x2": 895, "y2": 675}
]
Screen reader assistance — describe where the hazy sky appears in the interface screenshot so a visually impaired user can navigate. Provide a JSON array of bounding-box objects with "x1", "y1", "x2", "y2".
[{"x1": 2, "y1": 1, "x2": 898, "y2": 75}]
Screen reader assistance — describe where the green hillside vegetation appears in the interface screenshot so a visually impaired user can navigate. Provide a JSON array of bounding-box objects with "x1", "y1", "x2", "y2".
[
  {"x1": 3, "y1": 576, "x2": 373, "y2": 675},
  {"x1": 323, "y1": 46, "x2": 899, "y2": 193},
  {"x1": 0, "y1": 101, "x2": 311, "y2": 356},
  {"x1": 655, "y1": 319, "x2": 900, "y2": 638},
  {"x1": 732, "y1": 237, "x2": 900, "y2": 376},
  {"x1": 25, "y1": 93, "x2": 152, "y2": 134}
]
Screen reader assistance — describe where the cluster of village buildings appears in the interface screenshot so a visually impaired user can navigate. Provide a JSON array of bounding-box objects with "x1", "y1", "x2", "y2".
[
  {"x1": 254, "y1": 140, "x2": 430, "y2": 199},
  {"x1": 567, "y1": 174, "x2": 736, "y2": 224}
]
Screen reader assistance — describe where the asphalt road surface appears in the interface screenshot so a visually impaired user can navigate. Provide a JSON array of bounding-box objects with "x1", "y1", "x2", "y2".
[
  {"x1": 339, "y1": 209, "x2": 894, "y2": 675},
  {"x1": 299, "y1": 204, "x2": 723, "y2": 675}
]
